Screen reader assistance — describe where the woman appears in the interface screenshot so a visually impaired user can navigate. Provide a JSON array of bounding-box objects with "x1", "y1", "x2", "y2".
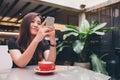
[{"x1": 8, "y1": 12, "x2": 56, "y2": 68}]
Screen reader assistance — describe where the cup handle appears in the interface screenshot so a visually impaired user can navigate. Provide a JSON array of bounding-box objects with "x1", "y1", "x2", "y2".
[{"x1": 51, "y1": 64, "x2": 55, "y2": 70}]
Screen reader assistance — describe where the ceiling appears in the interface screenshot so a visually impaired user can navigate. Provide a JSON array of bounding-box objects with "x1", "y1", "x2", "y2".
[
  {"x1": 42, "y1": 0, "x2": 109, "y2": 10},
  {"x1": 0, "y1": 0, "x2": 115, "y2": 37},
  {"x1": 0, "y1": 0, "x2": 62, "y2": 27},
  {"x1": 0, "y1": 0, "x2": 113, "y2": 29}
]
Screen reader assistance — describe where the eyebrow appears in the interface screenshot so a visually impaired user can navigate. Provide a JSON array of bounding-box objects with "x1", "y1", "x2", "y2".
[{"x1": 38, "y1": 20, "x2": 41, "y2": 23}]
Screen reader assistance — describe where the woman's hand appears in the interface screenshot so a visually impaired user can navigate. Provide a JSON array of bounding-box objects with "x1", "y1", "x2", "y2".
[
  {"x1": 44, "y1": 26, "x2": 56, "y2": 45},
  {"x1": 34, "y1": 20, "x2": 48, "y2": 42},
  {"x1": 34, "y1": 19, "x2": 56, "y2": 44}
]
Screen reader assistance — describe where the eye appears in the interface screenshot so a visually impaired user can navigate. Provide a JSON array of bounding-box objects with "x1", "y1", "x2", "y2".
[
  {"x1": 37, "y1": 21, "x2": 41, "y2": 25},
  {"x1": 31, "y1": 20, "x2": 34, "y2": 23}
]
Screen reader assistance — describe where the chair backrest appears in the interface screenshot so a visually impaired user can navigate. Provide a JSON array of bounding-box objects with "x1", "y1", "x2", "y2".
[{"x1": 0, "y1": 45, "x2": 12, "y2": 70}]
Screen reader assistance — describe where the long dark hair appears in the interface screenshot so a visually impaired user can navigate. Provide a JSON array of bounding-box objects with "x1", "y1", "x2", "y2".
[{"x1": 16, "y1": 12, "x2": 41, "y2": 52}]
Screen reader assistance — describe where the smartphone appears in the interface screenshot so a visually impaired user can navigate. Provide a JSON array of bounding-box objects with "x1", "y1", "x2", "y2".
[{"x1": 46, "y1": 16, "x2": 55, "y2": 26}]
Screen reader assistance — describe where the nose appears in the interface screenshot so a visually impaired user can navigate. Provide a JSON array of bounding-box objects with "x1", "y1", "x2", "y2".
[{"x1": 33, "y1": 22, "x2": 39, "y2": 28}]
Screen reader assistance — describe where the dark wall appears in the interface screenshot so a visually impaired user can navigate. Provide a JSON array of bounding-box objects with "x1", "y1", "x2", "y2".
[{"x1": 86, "y1": 2, "x2": 120, "y2": 60}]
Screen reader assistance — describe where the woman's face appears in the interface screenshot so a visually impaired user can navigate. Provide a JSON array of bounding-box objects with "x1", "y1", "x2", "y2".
[{"x1": 30, "y1": 16, "x2": 41, "y2": 36}]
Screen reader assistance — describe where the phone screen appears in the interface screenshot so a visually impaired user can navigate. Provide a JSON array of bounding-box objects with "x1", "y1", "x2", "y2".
[{"x1": 46, "y1": 16, "x2": 55, "y2": 26}]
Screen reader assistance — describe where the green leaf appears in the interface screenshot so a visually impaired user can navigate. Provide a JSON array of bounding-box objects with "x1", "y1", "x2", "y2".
[
  {"x1": 63, "y1": 32, "x2": 78, "y2": 40},
  {"x1": 94, "y1": 31, "x2": 105, "y2": 35},
  {"x1": 57, "y1": 45, "x2": 69, "y2": 52},
  {"x1": 57, "y1": 46, "x2": 69, "y2": 55},
  {"x1": 100, "y1": 27, "x2": 116, "y2": 33},
  {"x1": 90, "y1": 53, "x2": 108, "y2": 75},
  {"x1": 92, "y1": 23, "x2": 107, "y2": 31},
  {"x1": 56, "y1": 42, "x2": 64, "y2": 48},
  {"x1": 79, "y1": 19, "x2": 90, "y2": 33},
  {"x1": 57, "y1": 42, "x2": 71, "y2": 55},
  {"x1": 90, "y1": 20, "x2": 99, "y2": 28},
  {"x1": 66, "y1": 25, "x2": 78, "y2": 29},
  {"x1": 61, "y1": 25, "x2": 79, "y2": 33},
  {"x1": 73, "y1": 40, "x2": 85, "y2": 54},
  {"x1": 78, "y1": 32, "x2": 88, "y2": 39}
]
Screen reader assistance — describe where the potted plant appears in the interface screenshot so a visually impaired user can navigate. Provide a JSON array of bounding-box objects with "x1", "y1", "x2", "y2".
[{"x1": 57, "y1": 19, "x2": 115, "y2": 75}]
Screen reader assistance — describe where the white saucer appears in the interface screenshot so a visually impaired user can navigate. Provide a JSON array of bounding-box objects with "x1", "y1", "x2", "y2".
[{"x1": 34, "y1": 67, "x2": 56, "y2": 73}]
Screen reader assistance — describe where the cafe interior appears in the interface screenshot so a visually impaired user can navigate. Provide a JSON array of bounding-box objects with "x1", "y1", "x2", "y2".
[{"x1": 0, "y1": 0, "x2": 120, "y2": 80}]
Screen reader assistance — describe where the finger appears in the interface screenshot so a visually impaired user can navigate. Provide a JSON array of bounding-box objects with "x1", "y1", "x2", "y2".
[
  {"x1": 47, "y1": 26, "x2": 55, "y2": 30},
  {"x1": 44, "y1": 33, "x2": 50, "y2": 37},
  {"x1": 41, "y1": 20, "x2": 47, "y2": 26}
]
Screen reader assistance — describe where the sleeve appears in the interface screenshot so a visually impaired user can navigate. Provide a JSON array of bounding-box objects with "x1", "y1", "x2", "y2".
[{"x1": 8, "y1": 37, "x2": 17, "y2": 50}]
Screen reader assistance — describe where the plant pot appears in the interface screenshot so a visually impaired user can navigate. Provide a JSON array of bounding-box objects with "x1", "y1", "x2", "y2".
[{"x1": 74, "y1": 62, "x2": 90, "y2": 69}]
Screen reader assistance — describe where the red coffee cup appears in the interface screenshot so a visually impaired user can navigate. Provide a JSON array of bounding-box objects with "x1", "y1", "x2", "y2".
[{"x1": 38, "y1": 61, "x2": 55, "y2": 71}]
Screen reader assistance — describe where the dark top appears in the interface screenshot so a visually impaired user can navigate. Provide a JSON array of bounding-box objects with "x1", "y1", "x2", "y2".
[{"x1": 8, "y1": 37, "x2": 50, "y2": 68}]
